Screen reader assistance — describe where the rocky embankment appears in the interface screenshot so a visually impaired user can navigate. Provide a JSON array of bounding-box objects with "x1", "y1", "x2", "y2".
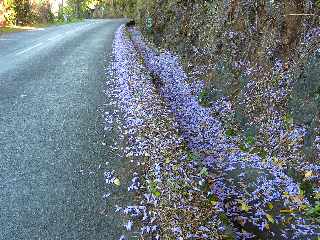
[{"x1": 104, "y1": 25, "x2": 320, "y2": 239}]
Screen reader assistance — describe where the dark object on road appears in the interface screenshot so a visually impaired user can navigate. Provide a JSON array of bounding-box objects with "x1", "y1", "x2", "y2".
[{"x1": 126, "y1": 20, "x2": 135, "y2": 27}]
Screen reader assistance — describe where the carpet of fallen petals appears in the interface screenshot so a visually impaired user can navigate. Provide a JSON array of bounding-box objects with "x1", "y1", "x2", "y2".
[{"x1": 105, "y1": 25, "x2": 320, "y2": 239}]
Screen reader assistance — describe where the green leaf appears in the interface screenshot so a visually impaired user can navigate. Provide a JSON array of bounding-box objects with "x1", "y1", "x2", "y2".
[
  {"x1": 280, "y1": 209, "x2": 295, "y2": 214},
  {"x1": 149, "y1": 180, "x2": 161, "y2": 197},
  {"x1": 187, "y1": 151, "x2": 200, "y2": 161},
  {"x1": 199, "y1": 167, "x2": 208, "y2": 177},
  {"x1": 207, "y1": 193, "x2": 219, "y2": 204},
  {"x1": 165, "y1": 158, "x2": 171, "y2": 164},
  {"x1": 300, "y1": 180, "x2": 314, "y2": 200},
  {"x1": 307, "y1": 202, "x2": 320, "y2": 218},
  {"x1": 239, "y1": 201, "x2": 251, "y2": 212},
  {"x1": 113, "y1": 178, "x2": 121, "y2": 186},
  {"x1": 225, "y1": 128, "x2": 237, "y2": 137},
  {"x1": 198, "y1": 89, "x2": 212, "y2": 107},
  {"x1": 245, "y1": 134, "x2": 255, "y2": 145},
  {"x1": 153, "y1": 191, "x2": 161, "y2": 197},
  {"x1": 219, "y1": 213, "x2": 231, "y2": 225},
  {"x1": 250, "y1": 147, "x2": 268, "y2": 159},
  {"x1": 283, "y1": 113, "x2": 293, "y2": 129},
  {"x1": 266, "y1": 214, "x2": 275, "y2": 224},
  {"x1": 239, "y1": 144, "x2": 249, "y2": 152}
]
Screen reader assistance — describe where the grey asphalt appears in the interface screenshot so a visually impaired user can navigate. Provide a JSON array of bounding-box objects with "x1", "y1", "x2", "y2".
[{"x1": 0, "y1": 19, "x2": 129, "y2": 239}]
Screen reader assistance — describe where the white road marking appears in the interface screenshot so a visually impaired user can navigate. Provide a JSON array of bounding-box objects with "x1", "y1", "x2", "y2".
[
  {"x1": 12, "y1": 23, "x2": 93, "y2": 55},
  {"x1": 0, "y1": 38, "x2": 14, "y2": 41},
  {"x1": 48, "y1": 34, "x2": 63, "y2": 41},
  {"x1": 15, "y1": 42, "x2": 43, "y2": 55}
]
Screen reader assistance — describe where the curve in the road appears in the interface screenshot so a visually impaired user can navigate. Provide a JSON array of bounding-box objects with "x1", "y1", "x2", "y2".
[{"x1": 0, "y1": 19, "x2": 129, "y2": 240}]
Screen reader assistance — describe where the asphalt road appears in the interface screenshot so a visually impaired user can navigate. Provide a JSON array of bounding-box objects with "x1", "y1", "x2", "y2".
[{"x1": 0, "y1": 19, "x2": 128, "y2": 239}]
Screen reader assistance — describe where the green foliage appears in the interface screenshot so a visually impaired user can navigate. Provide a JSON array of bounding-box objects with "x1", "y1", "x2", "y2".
[
  {"x1": 239, "y1": 144, "x2": 249, "y2": 152},
  {"x1": 219, "y1": 213, "x2": 230, "y2": 225},
  {"x1": 300, "y1": 180, "x2": 316, "y2": 201},
  {"x1": 283, "y1": 113, "x2": 293, "y2": 129},
  {"x1": 207, "y1": 192, "x2": 218, "y2": 205},
  {"x1": 187, "y1": 151, "x2": 200, "y2": 162},
  {"x1": 238, "y1": 131, "x2": 256, "y2": 152},
  {"x1": 3, "y1": 0, "x2": 16, "y2": 25},
  {"x1": 62, "y1": 5, "x2": 76, "y2": 19},
  {"x1": 245, "y1": 134, "x2": 255, "y2": 146},
  {"x1": 13, "y1": 0, "x2": 32, "y2": 25},
  {"x1": 122, "y1": 0, "x2": 137, "y2": 17},
  {"x1": 199, "y1": 167, "x2": 208, "y2": 177},
  {"x1": 2, "y1": 0, "x2": 56, "y2": 26},
  {"x1": 218, "y1": 213, "x2": 237, "y2": 240},
  {"x1": 307, "y1": 201, "x2": 320, "y2": 218},
  {"x1": 225, "y1": 128, "x2": 237, "y2": 137},
  {"x1": 250, "y1": 147, "x2": 268, "y2": 159},
  {"x1": 149, "y1": 180, "x2": 161, "y2": 197},
  {"x1": 198, "y1": 89, "x2": 212, "y2": 107},
  {"x1": 1, "y1": 0, "x2": 99, "y2": 26}
]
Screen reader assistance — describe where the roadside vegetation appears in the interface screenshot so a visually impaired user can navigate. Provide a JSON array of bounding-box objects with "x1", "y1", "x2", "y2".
[{"x1": 0, "y1": 0, "x2": 130, "y2": 33}]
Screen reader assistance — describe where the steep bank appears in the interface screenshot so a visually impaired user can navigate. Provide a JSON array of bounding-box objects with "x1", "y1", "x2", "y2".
[
  {"x1": 108, "y1": 24, "x2": 319, "y2": 239},
  {"x1": 128, "y1": 26, "x2": 319, "y2": 239},
  {"x1": 129, "y1": 1, "x2": 320, "y2": 233},
  {"x1": 133, "y1": 1, "x2": 320, "y2": 167}
]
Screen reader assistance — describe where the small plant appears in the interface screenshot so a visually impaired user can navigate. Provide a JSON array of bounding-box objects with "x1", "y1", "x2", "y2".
[
  {"x1": 225, "y1": 128, "x2": 237, "y2": 137},
  {"x1": 187, "y1": 151, "x2": 200, "y2": 161},
  {"x1": 283, "y1": 113, "x2": 293, "y2": 129},
  {"x1": 251, "y1": 147, "x2": 268, "y2": 159},
  {"x1": 199, "y1": 167, "x2": 209, "y2": 178},
  {"x1": 149, "y1": 180, "x2": 161, "y2": 197},
  {"x1": 245, "y1": 134, "x2": 255, "y2": 146},
  {"x1": 300, "y1": 180, "x2": 315, "y2": 201},
  {"x1": 198, "y1": 89, "x2": 212, "y2": 107},
  {"x1": 239, "y1": 143, "x2": 249, "y2": 152},
  {"x1": 307, "y1": 202, "x2": 320, "y2": 219}
]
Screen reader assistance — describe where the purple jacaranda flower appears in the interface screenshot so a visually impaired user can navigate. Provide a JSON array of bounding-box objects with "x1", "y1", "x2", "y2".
[{"x1": 124, "y1": 220, "x2": 133, "y2": 231}]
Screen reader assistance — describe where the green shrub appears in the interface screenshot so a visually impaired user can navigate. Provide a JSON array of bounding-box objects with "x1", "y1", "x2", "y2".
[{"x1": 3, "y1": 0, "x2": 16, "y2": 25}]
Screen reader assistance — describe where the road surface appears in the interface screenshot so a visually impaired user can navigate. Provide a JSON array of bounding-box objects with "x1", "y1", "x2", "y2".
[{"x1": 0, "y1": 19, "x2": 128, "y2": 239}]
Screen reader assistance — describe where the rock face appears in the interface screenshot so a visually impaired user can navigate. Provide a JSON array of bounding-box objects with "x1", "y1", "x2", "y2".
[
  {"x1": 289, "y1": 50, "x2": 320, "y2": 159},
  {"x1": 127, "y1": 27, "x2": 319, "y2": 239},
  {"x1": 132, "y1": 0, "x2": 320, "y2": 184},
  {"x1": 125, "y1": 1, "x2": 320, "y2": 238}
]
